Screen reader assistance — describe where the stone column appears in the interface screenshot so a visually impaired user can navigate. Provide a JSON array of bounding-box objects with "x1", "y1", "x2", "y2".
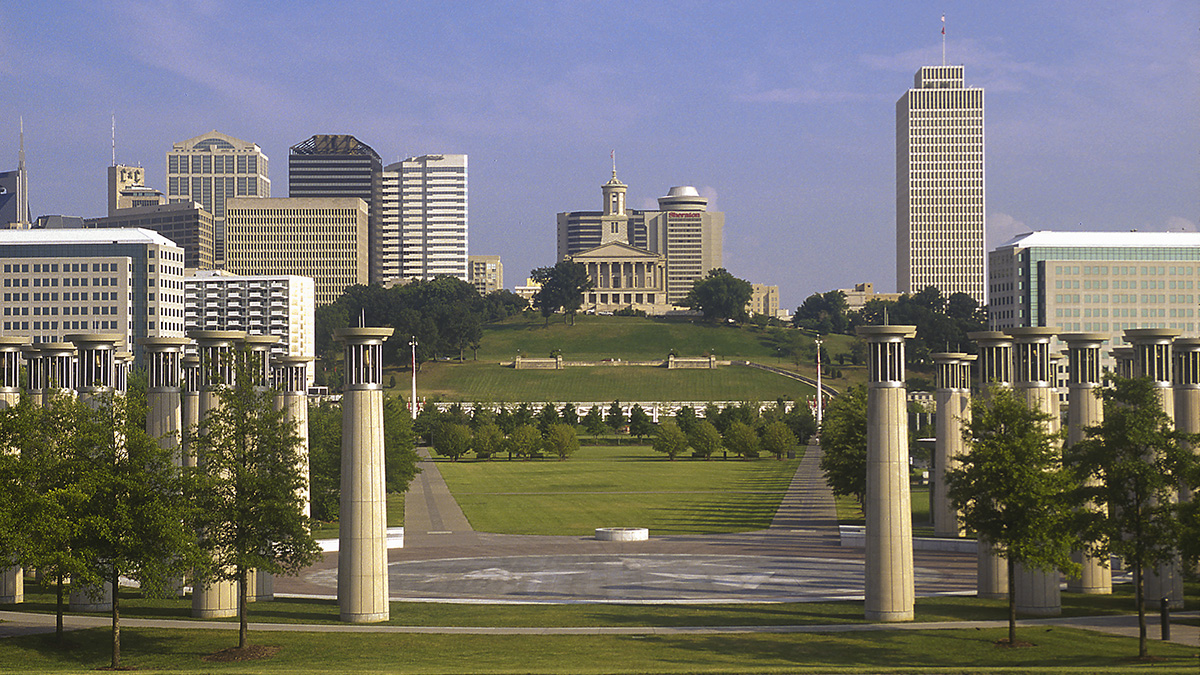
[
  {"x1": 1062, "y1": 332, "x2": 1112, "y2": 594},
  {"x1": 140, "y1": 338, "x2": 188, "y2": 466},
  {"x1": 1009, "y1": 327, "x2": 1062, "y2": 616},
  {"x1": 189, "y1": 330, "x2": 246, "y2": 619},
  {"x1": 967, "y1": 331, "x2": 1013, "y2": 600},
  {"x1": 1125, "y1": 328, "x2": 1184, "y2": 609},
  {"x1": 276, "y1": 356, "x2": 314, "y2": 520},
  {"x1": 335, "y1": 327, "x2": 394, "y2": 623},
  {"x1": 66, "y1": 333, "x2": 122, "y2": 613},
  {"x1": 0, "y1": 337, "x2": 25, "y2": 604},
  {"x1": 180, "y1": 355, "x2": 200, "y2": 469},
  {"x1": 1173, "y1": 338, "x2": 1200, "y2": 577},
  {"x1": 114, "y1": 351, "x2": 133, "y2": 395},
  {"x1": 243, "y1": 335, "x2": 279, "y2": 603},
  {"x1": 931, "y1": 352, "x2": 969, "y2": 538},
  {"x1": 857, "y1": 324, "x2": 917, "y2": 622}
]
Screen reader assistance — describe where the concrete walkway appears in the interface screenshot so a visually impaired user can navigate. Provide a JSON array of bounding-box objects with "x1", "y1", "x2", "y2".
[{"x1": 402, "y1": 447, "x2": 478, "y2": 548}]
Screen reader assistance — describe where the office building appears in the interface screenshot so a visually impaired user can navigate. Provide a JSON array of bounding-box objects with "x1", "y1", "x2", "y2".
[
  {"x1": 224, "y1": 197, "x2": 368, "y2": 306},
  {"x1": 896, "y1": 65, "x2": 985, "y2": 304},
  {"x1": 839, "y1": 282, "x2": 903, "y2": 311},
  {"x1": 108, "y1": 164, "x2": 165, "y2": 215},
  {"x1": 0, "y1": 228, "x2": 185, "y2": 360},
  {"x1": 557, "y1": 171, "x2": 723, "y2": 306},
  {"x1": 988, "y1": 230, "x2": 1200, "y2": 348},
  {"x1": 387, "y1": 154, "x2": 468, "y2": 281},
  {"x1": 85, "y1": 202, "x2": 214, "y2": 270},
  {"x1": 167, "y1": 131, "x2": 270, "y2": 268},
  {"x1": 0, "y1": 127, "x2": 30, "y2": 229},
  {"x1": 468, "y1": 255, "x2": 502, "y2": 294},
  {"x1": 289, "y1": 135, "x2": 385, "y2": 283},
  {"x1": 185, "y1": 271, "x2": 315, "y2": 384},
  {"x1": 748, "y1": 284, "x2": 779, "y2": 318}
]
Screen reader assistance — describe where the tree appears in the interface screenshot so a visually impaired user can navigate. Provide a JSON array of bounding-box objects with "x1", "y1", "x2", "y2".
[
  {"x1": 793, "y1": 290, "x2": 849, "y2": 334},
  {"x1": 472, "y1": 422, "x2": 504, "y2": 460},
  {"x1": 432, "y1": 422, "x2": 472, "y2": 461},
  {"x1": 818, "y1": 386, "x2": 868, "y2": 510},
  {"x1": 683, "y1": 268, "x2": 753, "y2": 322},
  {"x1": 1066, "y1": 376, "x2": 1200, "y2": 658},
  {"x1": 559, "y1": 402, "x2": 579, "y2": 427},
  {"x1": 506, "y1": 423, "x2": 541, "y2": 460},
  {"x1": 627, "y1": 404, "x2": 654, "y2": 441},
  {"x1": 782, "y1": 403, "x2": 817, "y2": 446},
  {"x1": 382, "y1": 396, "x2": 418, "y2": 494},
  {"x1": 536, "y1": 402, "x2": 559, "y2": 434},
  {"x1": 531, "y1": 260, "x2": 594, "y2": 326},
  {"x1": 191, "y1": 352, "x2": 320, "y2": 650},
  {"x1": 307, "y1": 401, "x2": 342, "y2": 522},
  {"x1": 606, "y1": 401, "x2": 626, "y2": 433},
  {"x1": 675, "y1": 406, "x2": 698, "y2": 434},
  {"x1": 723, "y1": 421, "x2": 760, "y2": 459},
  {"x1": 688, "y1": 420, "x2": 722, "y2": 460},
  {"x1": 652, "y1": 422, "x2": 689, "y2": 460},
  {"x1": 947, "y1": 386, "x2": 1079, "y2": 647},
  {"x1": 542, "y1": 423, "x2": 579, "y2": 460},
  {"x1": 760, "y1": 421, "x2": 797, "y2": 461},
  {"x1": 582, "y1": 406, "x2": 606, "y2": 437}
]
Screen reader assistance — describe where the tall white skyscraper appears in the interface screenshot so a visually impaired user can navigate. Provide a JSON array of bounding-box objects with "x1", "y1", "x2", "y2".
[
  {"x1": 167, "y1": 131, "x2": 271, "y2": 269},
  {"x1": 386, "y1": 154, "x2": 468, "y2": 281},
  {"x1": 896, "y1": 65, "x2": 985, "y2": 304}
]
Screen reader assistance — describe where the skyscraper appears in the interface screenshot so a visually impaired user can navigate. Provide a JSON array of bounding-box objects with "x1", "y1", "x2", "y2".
[
  {"x1": 0, "y1": 122, "x2": 30, "y2": 229},
  {"x1": 288, "y1": 135, "x2": 385, "y2": 283},
  {"x1": 166, "y1": 131, "x2": 271, "y2": 269},
  {"x1": 387, "y1": 154, "x2": 468, "y2": 281},
  {"x1": 896, "y1": 65, "x2": 985, "y2": 304}
]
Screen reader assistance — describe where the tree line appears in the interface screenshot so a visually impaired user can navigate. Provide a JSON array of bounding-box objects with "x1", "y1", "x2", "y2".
[{"x1": 409, "y1": 400, "x2": 817, "y2": 463}]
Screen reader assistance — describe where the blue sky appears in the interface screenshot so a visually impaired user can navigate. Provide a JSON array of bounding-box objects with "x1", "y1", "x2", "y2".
[{"x1": 2, "y1": 1, "x2": 1197, "y2": 310}]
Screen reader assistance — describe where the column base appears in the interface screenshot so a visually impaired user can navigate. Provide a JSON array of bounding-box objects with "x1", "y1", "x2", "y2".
[
  {"x1": 865, "y1": 609, "x2": 913, "y2": 622},
  {"x1": 340, "y1": 611, "x2": 390, "y2": 623}
]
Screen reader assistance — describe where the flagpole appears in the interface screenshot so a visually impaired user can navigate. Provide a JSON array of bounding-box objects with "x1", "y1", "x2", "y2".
[{"x1": 941, "y1": 14, "x2": 946, "y2": 67}]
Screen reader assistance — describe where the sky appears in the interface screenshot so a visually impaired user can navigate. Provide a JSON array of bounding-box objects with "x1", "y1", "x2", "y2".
[{"x1": 2, "y1": 1, "x2": 1197, "y2": 311}]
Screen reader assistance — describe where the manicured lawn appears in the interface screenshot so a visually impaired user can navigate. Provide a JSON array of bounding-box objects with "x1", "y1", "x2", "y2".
[
  {"x1": 399, "y1": 361, "x2": 816, "y2": 403},
  {"x1": 834, "y1": 486, "x2": 933, "y2": 535},
  {"x1": 3, "y1": 624, "x2": 1195, "y2": 674},
  {"x1": 435, "y1": 444, "x2": 802, "y2": 536},
  {"x1": 310, "y1": 493, "x2": 405, "y2": 540}
]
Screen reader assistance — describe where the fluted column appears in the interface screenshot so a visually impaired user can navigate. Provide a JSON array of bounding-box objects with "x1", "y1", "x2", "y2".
[
  {"x1": 1009, "y1": 327, "x2": 1061, "y2": 616},
  {"x1": 931, "y1": 352, "x2": 969, "y2": 538},
  {"x1": 276, "y1": 356, "x2": 314, "y2": 519},
  {"x1": 181, "y1": 355, "x2": 200, "y2": 468},
  {"x1": 0, "y1": 337, "x2": 25, "y2": 604},
  {"x1": 857, "y1": 324, "x2": 917, "y2": 622},
  {"x1": 243, "y1": 335, "x2": 279, "y2": 603},
  {"x1": 336, "y1": 327, "x2": 394, "y2": 623},
  {"x1": 968, "y1": 331, "x2": 1013, "y2": 600},
  {"x1": 66, "y1": 333, "x2": 122, "y2": 613},
  {"x1": 140, "y1": 338, "x2": 188, "y2": 466},
  {"x1": 1062, "y1": 332, "x2": 1112, "y2": 594},
  {"x1": 189, "y1": 330, "x2": 245, "y2": 619},
  {"x1": 1125, "y1": 328, "x2": 1184, "y2": 609},
  {"x1": 1173, "y1": 337, "x2": 1200, "y2": 578}
]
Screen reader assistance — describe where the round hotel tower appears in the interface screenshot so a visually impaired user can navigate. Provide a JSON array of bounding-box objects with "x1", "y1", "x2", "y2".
[
  {"x1": 335, "y1": 327, "x2": 394, "y2": 623},
  {"x1": 931, "y1": 352, "x2": 972, "y2": 538},
  {"x1": 275, "y1": 355, "x2": 314, "y2": 519},
  {"x1": 967, "y1": 331, "x2": 1013, "y2": 600},
  {"x1": 189, "y1": 330, "x2": 246, "y2": 619},
  {"x1": 1061, "y1": 333, "x2": 1112, "y2": 594},
  {"x1": 66, "y1": 333, "x2": 123, "y2": 613},
  {"x1": 1125, "y1": 328, "x2": 1184, "y2": 609},
  {"x1": 1009, "y1": 327, "x2": 1062, "y2": 616},
  {"x1": 857, "y1": 325, "x2": 917, "y2": 622},
  {"x1": 140, "y1": 338, "x2": 189, "y2": 467},
  {"x1": 242, "y1": 335, "x2": 279, "y2": 603},
  {"x1": 181, "y1": 355, "x2": 201, "y2": 468},
  {"x1": 1173, "y1": 337, "x2": 1200, "y2": 576},
  {"x1": 0, "y1": 337, "x2": 25, "y2": 604}
]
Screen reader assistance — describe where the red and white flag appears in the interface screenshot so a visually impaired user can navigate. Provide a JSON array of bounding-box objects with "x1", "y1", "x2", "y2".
[{"x1": 941, "y1": 14, "x2": 945, "y2": 35}]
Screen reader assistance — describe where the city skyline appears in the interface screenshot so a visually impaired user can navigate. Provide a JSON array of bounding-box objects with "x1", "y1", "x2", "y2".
[{"x1": 1, "y1": 1, "x2": 1196, "y2": 310}]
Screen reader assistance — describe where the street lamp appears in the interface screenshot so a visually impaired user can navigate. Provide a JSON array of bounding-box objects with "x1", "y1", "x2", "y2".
[
  {"x1": 814, "y1": 337, "x2": 824, "y2": 426},
  {"x1": 409, "y1": 336, "x2": 418, "y2": 420}
]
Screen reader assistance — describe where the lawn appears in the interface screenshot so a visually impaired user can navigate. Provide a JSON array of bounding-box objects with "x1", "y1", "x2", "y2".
[
  {"x1": 435, "y1": 444, "x2": 802, "y2": 536},
  {"x1": 310, "y1": 493, "x2": 405, "y2": 541},
  {"x1": 834, "y1": 486, "x2": 935, "y2": 536},
  {"x1": 403, "y1": 361, "x2": 816, "y2": 403}
]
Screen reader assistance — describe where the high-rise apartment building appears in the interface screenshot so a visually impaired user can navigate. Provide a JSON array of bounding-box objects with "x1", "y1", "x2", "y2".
[
  {"x1": 896, "y1": 65, "x2": 985, "y2": 304},
  {"x1": 387, "y1": 154, "x2": 468, "y2": 281},
  {"x1": 166, "y1": 131, "x2": 270, "y2": 268},
  {"x1": 289, "y1": 135, "x2": 386, "y2": 283},
  {"x1": 0, "y1": 228, "x2": 185, "y2": 360},
  {"x1": 185, "y1": 270, "x2": 315, "y2": 384},
  {"x1": 557, "y1": 173, "x2": 722, "y2": 306},
  {"x1": 468, "y1": 255, "x2": 502, "y2": 294},
  {"x1": 224, "y1": 197, "x2": 368, "y2": 306},
  {"x1": 85, "y1": 202, "x2": 214, "y2": 270}
]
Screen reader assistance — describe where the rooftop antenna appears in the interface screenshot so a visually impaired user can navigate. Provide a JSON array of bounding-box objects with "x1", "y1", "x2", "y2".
[
  {"x1": 111, "y1": 113, "x2": 116, "y2": 166},
  {"x1": 18, "y1": 116, "x2": 25, "y2": 171},
  {"x1": 941, "y1": 14, "x2": 946, "y2": 67},
  {"x1": 611, "y1": 149, "x2": 616, "y2": 178}
]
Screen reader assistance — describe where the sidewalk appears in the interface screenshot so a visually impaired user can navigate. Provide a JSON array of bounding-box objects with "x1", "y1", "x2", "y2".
[{"x1": 401, "y1": 447, "x2": 478, "y2": 547}]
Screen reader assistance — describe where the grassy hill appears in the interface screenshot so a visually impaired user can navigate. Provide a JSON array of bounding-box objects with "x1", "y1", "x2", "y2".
[{"x1": 385, "y1": 314, "x2": 862, "y2": 402}]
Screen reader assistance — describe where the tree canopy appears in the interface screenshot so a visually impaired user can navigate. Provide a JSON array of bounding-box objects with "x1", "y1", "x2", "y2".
[
  {"x1": 531, "y1": 260, "x2": 594, "y2": 326},
  {"x1": 683, "y1": 268, "x2": 753, "y2": 322},
  {"x1": 818, "y1": 386, "x2": 868, "y2": 509}
]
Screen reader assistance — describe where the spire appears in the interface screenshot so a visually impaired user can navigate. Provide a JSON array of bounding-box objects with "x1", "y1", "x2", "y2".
[
  {"x1": 18, "y1": 116, "x2": 24, "y2": 171},
  {"x1": 611, "y1": 149, "x2": 617, "y2": 179},
  {"x1": 111, "y1": 113, "x2": 116, "y2": 167},
  {"x1": 16, "y1": 117, "x2": 29, "y2": 226}
]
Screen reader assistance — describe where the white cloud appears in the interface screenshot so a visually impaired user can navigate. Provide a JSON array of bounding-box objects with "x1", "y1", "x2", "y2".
[
  {"x1": 987, "y1": 212, "x2": 1030, "y2": 249},
  {"x1": 698, "y1": 186, "x2": 719, "y2": 212},
  {"x1": 1166, "y1": 216, "x2": 1198, "y2": 232}
]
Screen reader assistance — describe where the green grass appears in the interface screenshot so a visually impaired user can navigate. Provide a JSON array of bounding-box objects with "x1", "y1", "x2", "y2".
[
  {"x1": 3, "y1": 624, "x2": 1196, "y2": 674},
  {"x1": 310, "y1": 493, "x2": 405, "y2": 540},
  {"x1": 435, "y1": 444, "x2": 802, "y2": 536},
  {"x1": 404, "y1": 361, "x2": 816, "y2": 403},
  {"x1": 834, "y1": 486, "x2": 933, "y2": 532}
]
